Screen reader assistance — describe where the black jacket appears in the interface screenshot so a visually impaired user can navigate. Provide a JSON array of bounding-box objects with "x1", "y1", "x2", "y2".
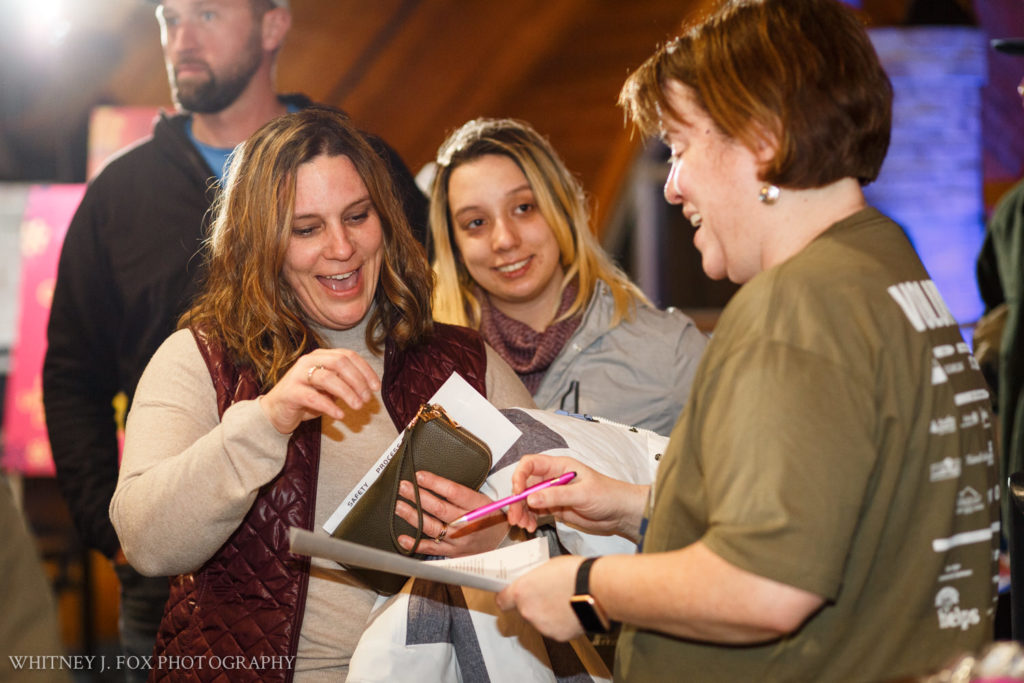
[{"x1": 42, "y1": 95, "x2": 428, "y2": 558}]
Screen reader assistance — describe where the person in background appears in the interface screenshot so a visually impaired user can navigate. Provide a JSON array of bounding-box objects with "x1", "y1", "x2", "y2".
[
  {"x1": 41, "y1": 0, "x2": 426, "y2": 674},
  {"x1": 109, "y1": 108, "x2": 530, "y2": 681},
  {"x1": 429, "y1": 118, "x2": 707, "y2": 436},
  {"x1": 496, "y1": 1, "x2": 999, "y2": 680},
  {"x1": 977, "y1": 36, "x2": 1024, "y2": 546},
  {"x1": 0, "y1": 477, "x2": 69, "y2": 683}
]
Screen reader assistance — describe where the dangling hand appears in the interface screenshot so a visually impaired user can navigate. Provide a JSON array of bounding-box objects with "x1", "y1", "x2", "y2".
[{"x1": 259, "y1": 349, "x2": 381, "y2": 434}]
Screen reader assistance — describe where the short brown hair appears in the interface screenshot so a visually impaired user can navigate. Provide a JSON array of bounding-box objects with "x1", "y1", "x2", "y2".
[
  {"x1": 182, "y1": 107, "x2": 433, "y2": 388},
  {"x1": 620, "y1": 0, "x2": 892, "y2": 187}
]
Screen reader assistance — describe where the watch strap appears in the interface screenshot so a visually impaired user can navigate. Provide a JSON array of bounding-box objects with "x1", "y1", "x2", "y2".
[
  {"x1": 576, "y1": 556, "x2": 599, "y2": 596},
  {"x1": 571, "y1": 557, "x2": 611, "y2": 633}
]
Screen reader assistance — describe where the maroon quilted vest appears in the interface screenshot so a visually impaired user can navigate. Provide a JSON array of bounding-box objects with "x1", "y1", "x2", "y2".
[{"x1": 149, "y1": 323, "x2": 486, "y2": 683}]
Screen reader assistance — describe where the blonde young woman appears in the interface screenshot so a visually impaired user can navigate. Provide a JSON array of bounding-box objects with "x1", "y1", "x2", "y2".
[{"x1": 430, "y1": 118, "x2": 707, "y2": 435}]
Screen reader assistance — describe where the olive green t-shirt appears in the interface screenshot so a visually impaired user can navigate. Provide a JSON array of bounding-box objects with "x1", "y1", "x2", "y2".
[{"x1": 616, "y1": 208, "x2": 998, "y2": 682}]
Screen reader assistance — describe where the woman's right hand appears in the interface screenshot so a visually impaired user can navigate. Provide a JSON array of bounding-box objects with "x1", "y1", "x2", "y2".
[
  {"x1": 506, "y1": 454, "x2": 650, "y2": 542},
  {"x1": 259, "y1": 349, "x2": 381, "y2": 434}
]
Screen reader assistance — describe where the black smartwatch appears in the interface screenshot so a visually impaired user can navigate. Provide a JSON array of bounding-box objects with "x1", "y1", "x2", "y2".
[{"x1": 570, "y1": 557, "x2": 611, "y2": 633}]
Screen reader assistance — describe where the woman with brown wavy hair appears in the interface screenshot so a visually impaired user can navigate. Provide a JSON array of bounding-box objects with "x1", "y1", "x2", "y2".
[{"x1": 110, "y1": 107, "x2": 531, "y2": 680}]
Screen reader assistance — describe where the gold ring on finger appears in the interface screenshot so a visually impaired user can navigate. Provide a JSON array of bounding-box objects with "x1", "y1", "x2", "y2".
[{"x1": 307, "y1": 364, "x2": 324, "y2": 384}]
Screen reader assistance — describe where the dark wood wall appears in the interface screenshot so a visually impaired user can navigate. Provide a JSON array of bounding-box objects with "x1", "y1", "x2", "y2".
[
  {"x1": 3, "y1": 0, "x2": 1021, "y2": 226},
  {"x1": 98, "y1": 0, "x2": 725, "y2": 230}
]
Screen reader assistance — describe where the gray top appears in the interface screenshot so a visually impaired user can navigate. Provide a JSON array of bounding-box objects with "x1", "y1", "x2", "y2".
[{"x1": 532, "y1": 282, "x2": 708, "y2": 435}]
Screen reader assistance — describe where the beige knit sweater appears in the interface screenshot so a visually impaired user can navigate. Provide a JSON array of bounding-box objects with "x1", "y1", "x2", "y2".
[{"x1": 110, "y1": 315, "x2": 533, "y2": 680}]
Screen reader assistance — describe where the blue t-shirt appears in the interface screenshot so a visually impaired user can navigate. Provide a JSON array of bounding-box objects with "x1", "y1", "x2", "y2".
[
  {"x1": 186, "y1": 122, "x2": 234, "y2": 182},
  {"x1": 186, "y1": 102, "x2": 301, "y2": 182}
]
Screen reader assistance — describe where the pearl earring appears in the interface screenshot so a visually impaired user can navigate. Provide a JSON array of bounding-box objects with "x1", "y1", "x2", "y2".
[{"x1": 758, "y1": 184, "x2": 780, "y2": 205}]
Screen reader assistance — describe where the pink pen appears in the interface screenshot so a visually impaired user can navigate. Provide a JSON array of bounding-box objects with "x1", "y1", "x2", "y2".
[{"x1": 446, "y1": 471, "x2": 577, "y2": 528}]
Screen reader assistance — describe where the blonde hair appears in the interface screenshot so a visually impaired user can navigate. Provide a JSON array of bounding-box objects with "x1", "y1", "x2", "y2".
[
  {"x1": 181, "y1": 107, "x2": 433, "y2": 389},
  {"x1": 429, "y1": 118, "x2": 649, "y2": 329}
]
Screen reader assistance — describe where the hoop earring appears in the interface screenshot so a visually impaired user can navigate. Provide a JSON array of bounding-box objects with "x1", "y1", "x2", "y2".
[{"x1": 758, "y1": 184, "x2": 781, "y2": 205}]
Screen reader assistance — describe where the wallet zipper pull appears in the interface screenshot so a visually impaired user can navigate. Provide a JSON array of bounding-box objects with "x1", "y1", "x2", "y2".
[{"x1": 417, "y1": 403, "x2": 460, "y2": 428}]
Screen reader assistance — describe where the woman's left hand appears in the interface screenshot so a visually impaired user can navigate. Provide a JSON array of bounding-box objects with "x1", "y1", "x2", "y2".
[
  {"x1": 496, "y1": 555, "x2": 586, "y2": 641},
  {"x1": 394, "y1": 470, "x2": 510, "y2": 557}
]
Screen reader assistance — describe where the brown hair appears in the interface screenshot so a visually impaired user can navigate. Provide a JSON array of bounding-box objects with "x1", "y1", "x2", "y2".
[
  {"x1": 619, "y1": 0, "x2": 892, "y2": 187},
  {"x1": 429, "y1": 117, "x2": 649, "y2": 329},
  {"x1": 181, "y1": 107, "x2": 433, "y2": 388}
]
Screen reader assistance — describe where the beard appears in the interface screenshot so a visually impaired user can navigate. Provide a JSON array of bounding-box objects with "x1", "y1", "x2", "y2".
[{"x1": 169, "y1": 27, "x2": 263, "y2": 114}]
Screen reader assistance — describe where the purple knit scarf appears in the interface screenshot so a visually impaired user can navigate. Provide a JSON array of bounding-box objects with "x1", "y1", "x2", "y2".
[{"x1": 477, "y1": 281, "x2": 582, "y2": 394}]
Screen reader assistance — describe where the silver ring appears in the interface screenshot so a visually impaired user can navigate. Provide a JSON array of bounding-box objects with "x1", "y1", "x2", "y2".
[
  {"x1": 307, "y1": 364, "x2": 324, "y2": 383},
  {"x1": 435, "y1": 524, "x2": 448, "y2": 543}
]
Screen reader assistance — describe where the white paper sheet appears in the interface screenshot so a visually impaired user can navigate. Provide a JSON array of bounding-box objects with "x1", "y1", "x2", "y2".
[
  {"x1": 289, "y1": 528, "x2": 548, "y2": 592},
  {"x1": 428, "y1": 373, "x2": 522, "y2": 454}
]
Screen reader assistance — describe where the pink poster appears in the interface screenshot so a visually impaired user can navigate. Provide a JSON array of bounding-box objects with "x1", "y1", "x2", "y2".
[
  {"x1": 87, "y1": 106, "x2": 161, "y2": 180},
  {"x1": 2, "y1": 184, "x2": 86, "y2": 476}
]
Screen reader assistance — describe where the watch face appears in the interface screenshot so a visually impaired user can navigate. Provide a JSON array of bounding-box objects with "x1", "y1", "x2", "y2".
[{"x1": 571, "y1": 595, "x2": 611, "y2": 633}]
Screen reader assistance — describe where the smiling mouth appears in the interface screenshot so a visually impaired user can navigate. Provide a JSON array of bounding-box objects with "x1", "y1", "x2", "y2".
[
  {"x1": 496, "y1": 257, "x2": 531, "y2": 273},
  {"x1": 688, "y1": 212, "x2": 703, "y2": 228},
  {"x1": 319, "y1": 269, "x2": 359, "y2": 292}
]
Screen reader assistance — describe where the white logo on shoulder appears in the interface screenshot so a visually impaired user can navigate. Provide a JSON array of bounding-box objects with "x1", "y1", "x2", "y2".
[
  {"x1": 888, "y1": 280, "x2": 957, "y2": 332},
  {"x1": 935, "y1": 586, "x2": 981, "y2": 631},
  {"x1": 965, "y1": 441, "x2": 995, "y2": 467},
  {"x1": 930, "y1": 416, "x2": 957, "y2": 435},
  {"x1": 930, "y1": 457, "x2": 962, "y2": 482},
  {"x1": 955, "y1": 388, "x2": 990, "y2": 407},
  {"x1": 939, "y1": 562, "x2": 973, "y2": 582},
  {"x1": 956, "y1": 487, "x2": 984, "y2": 516}
]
